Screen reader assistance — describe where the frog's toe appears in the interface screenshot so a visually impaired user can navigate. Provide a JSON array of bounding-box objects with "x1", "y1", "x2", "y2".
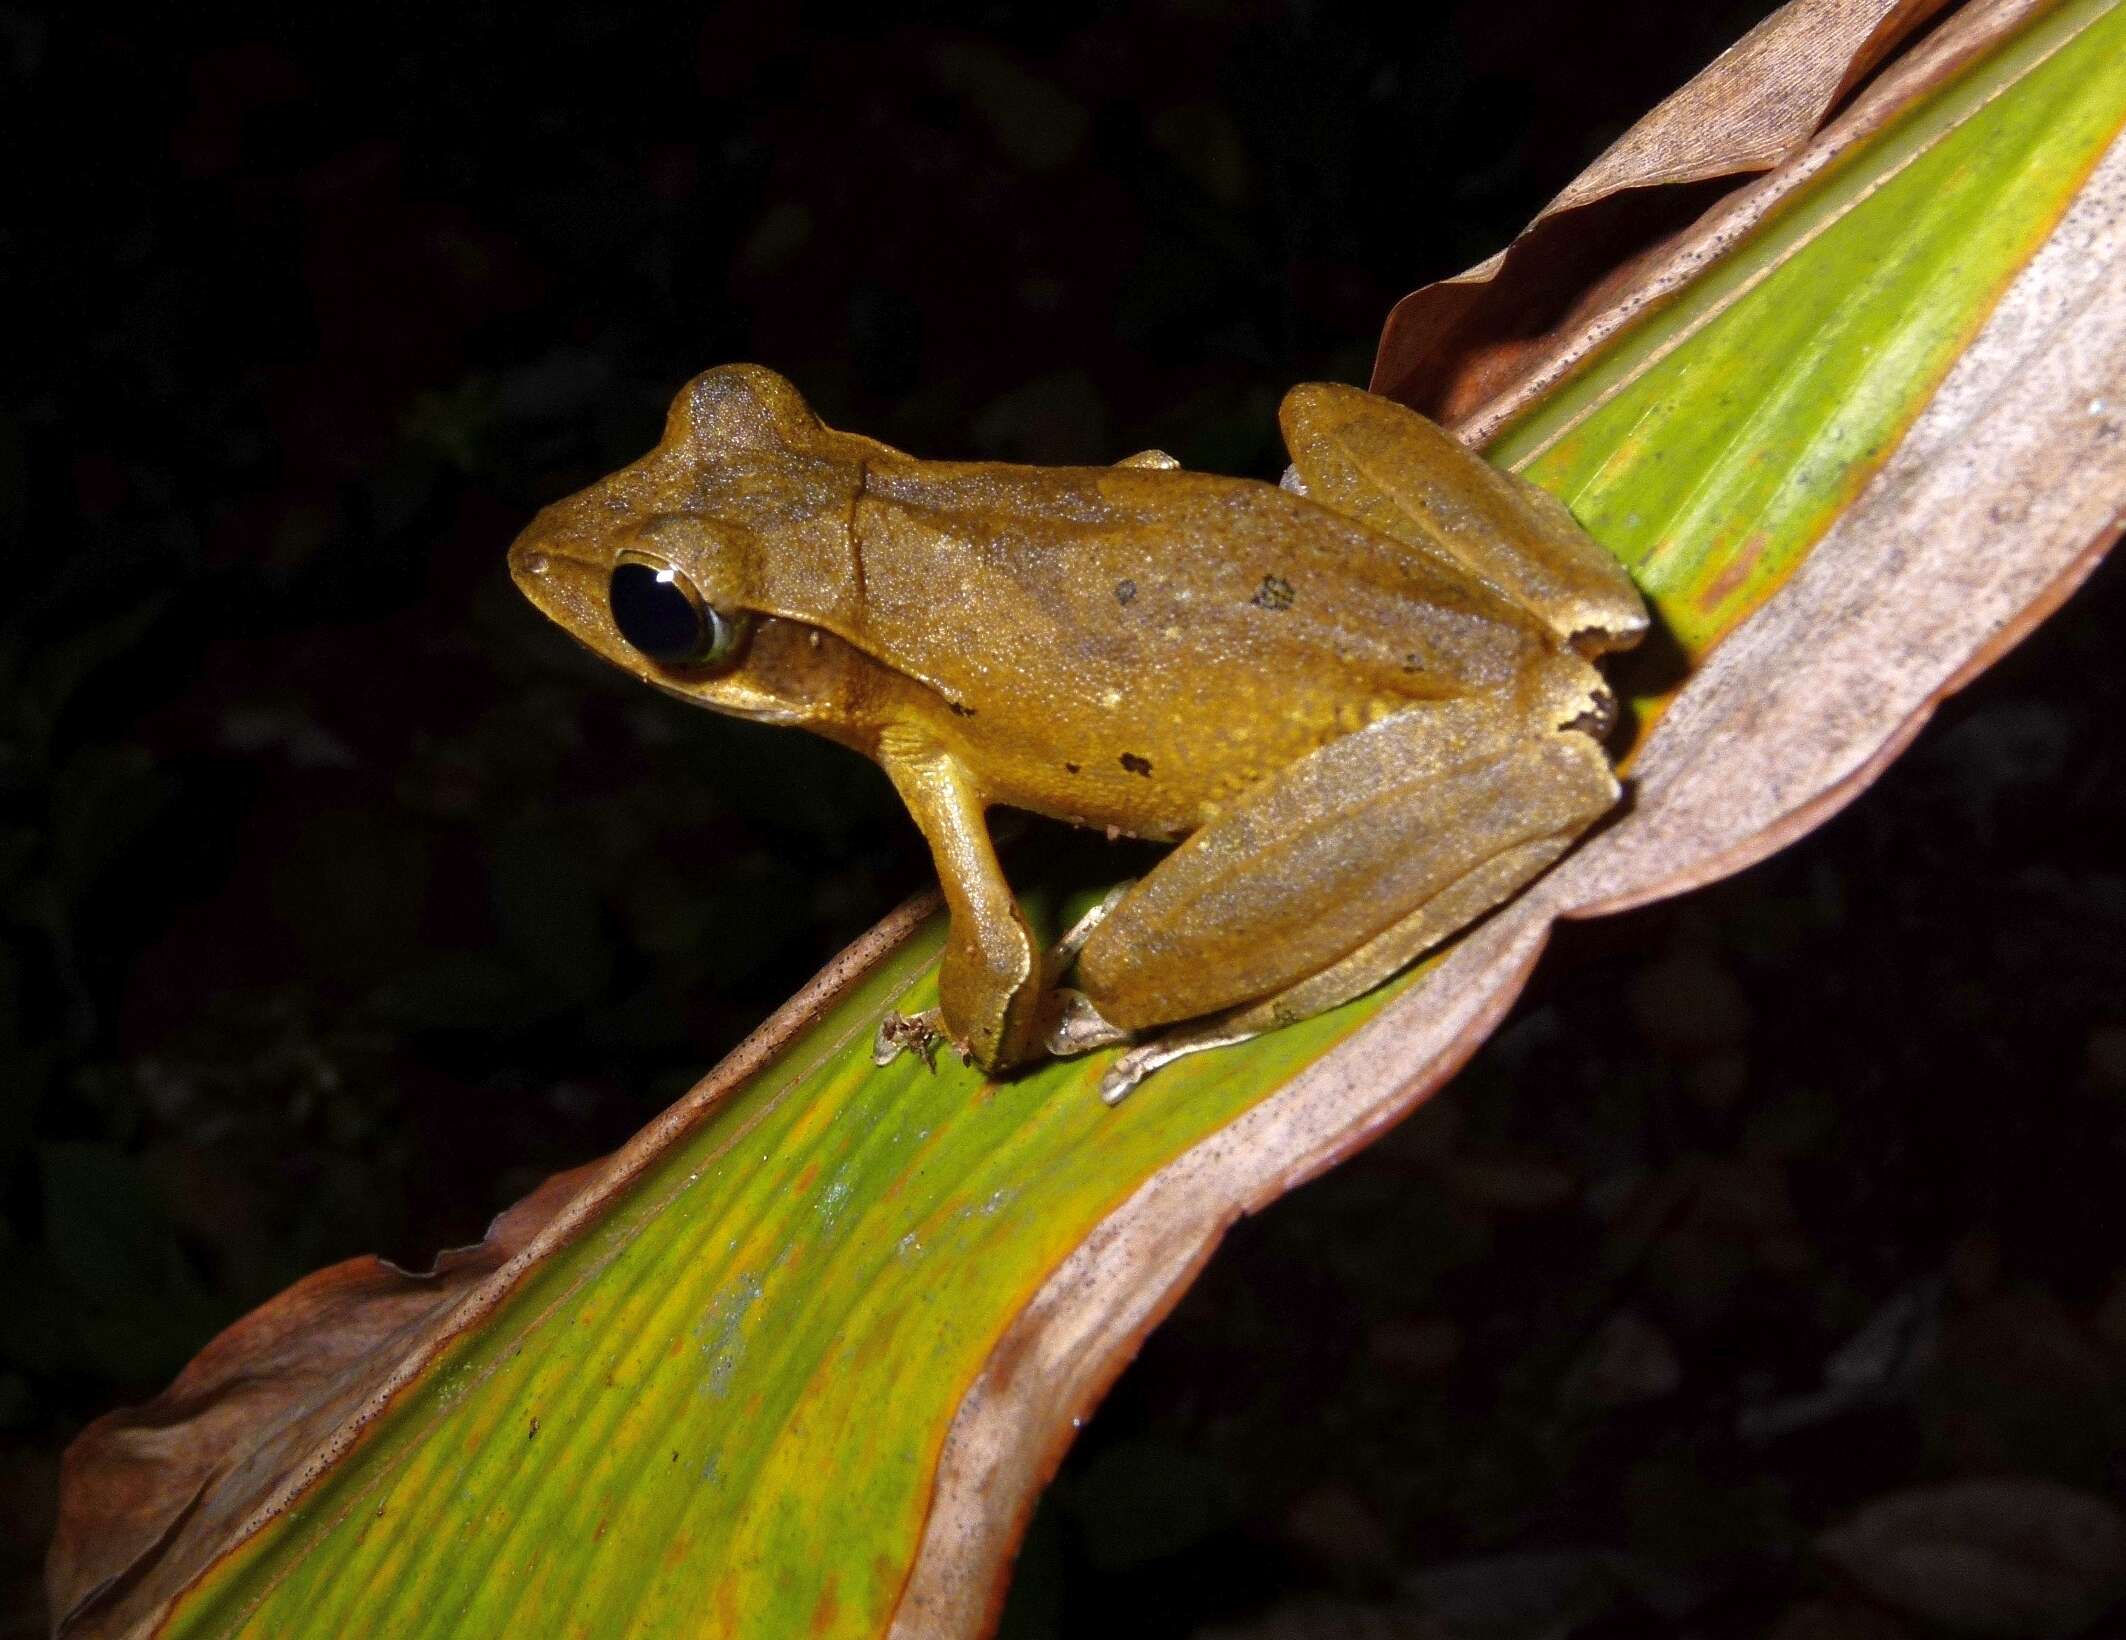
[
  {"x1": 1097, "y1": 1013, "x2": 1273, "y2": 1104},
  {"x1": 1097, "y1": 1055, "x2": 1145, "y2": 1105},
  {"x1": 1046, "y1": 989, "x2": 1131, "y2": 1058},
  {"x1": 1100, "y1": 1042, "x2": 1202, "y2": 1105},
  {"x1": 1098, "y1": 1034, "x2": 1208, "y2": 1104},
  {"x1": 1047, "y1": 881, "x2": 1137, "y2": 970},
  {"x1": 1098, "y1": 1046, "x2": 1164, "y2": 1106}
]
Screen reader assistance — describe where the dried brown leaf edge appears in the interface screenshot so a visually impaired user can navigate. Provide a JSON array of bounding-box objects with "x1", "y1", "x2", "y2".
[{"x1": 1373, "y1": 0, "x2": 1956, "y2": 422}]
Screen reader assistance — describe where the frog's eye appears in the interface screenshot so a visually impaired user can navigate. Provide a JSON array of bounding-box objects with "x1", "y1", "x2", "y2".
[{"x1": 608, "y1": 559, "x2": 747, "y2": 667}]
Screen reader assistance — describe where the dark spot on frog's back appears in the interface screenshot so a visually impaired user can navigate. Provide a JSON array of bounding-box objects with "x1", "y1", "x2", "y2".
[
  {"x1": 1114, "y1": 579, "x2": 1137, "y2": 606},
  {"x1": 1119, "y1": 752, "x2": 1153, "y2": 777},
  {"x1": 1064, "y1": 762, "x2": 1080, "y2": 774},
  {"x1": 1251, "y1": 574, "x2": 1295, "y2": 611},
  {"x1": 948, "y1": 700, "x2": 977, "y2": 717}
]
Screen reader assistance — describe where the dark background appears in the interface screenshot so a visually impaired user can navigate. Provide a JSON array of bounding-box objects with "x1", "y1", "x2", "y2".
[{"x1": 6, "y1": 3, "x2": 2125, "y2": 1636}]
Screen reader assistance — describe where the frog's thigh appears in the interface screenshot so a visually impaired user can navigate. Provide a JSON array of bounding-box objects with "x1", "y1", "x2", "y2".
[
  {"x1": 1074, "y1": 698, "x2": 1617, "y2": 1032},
  {"x1": 1094, "y1": 826, "x2": 1581, "y2": 1103},
  {"x1": 1279, "y1": 382, "x2": 1645, "y2": 650}
]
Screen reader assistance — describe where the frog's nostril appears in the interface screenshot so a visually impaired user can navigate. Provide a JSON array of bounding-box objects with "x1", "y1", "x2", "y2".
[{"x1": 519, "y1": 549, "x2": 551, "y2": 577}]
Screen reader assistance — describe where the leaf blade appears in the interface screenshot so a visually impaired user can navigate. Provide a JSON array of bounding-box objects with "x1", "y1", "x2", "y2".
[{"x1": 1500, "y1": 0, "x2": 2126, "y2": 663}]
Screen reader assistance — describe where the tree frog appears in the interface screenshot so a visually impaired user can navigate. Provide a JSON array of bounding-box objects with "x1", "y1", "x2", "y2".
[{"x1": 509, "y1": 366, "x2": 1645, "y2": 1102}]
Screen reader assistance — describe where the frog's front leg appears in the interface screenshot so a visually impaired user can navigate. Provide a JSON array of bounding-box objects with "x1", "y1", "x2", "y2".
[
  {"x1": 874, "y1": 726, "x2": 1048, "y2": 1073},
  {"x1": 1070, "y1": 662, "x2": 1621, "y2": 1100}
]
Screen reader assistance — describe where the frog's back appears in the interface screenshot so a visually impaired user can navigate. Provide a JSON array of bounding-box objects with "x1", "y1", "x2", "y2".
[{"x1": 848, "y1": 457, "x2": 1562, "y2": 834}]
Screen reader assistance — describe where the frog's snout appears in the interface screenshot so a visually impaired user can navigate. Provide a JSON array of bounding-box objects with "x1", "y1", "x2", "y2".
[
  {"x1": 509, "y1": 477, "x2": 625, "y2": 589},
  {"x1": 506, "y1": 502, "x2": 567, "y2": 587},
  {"x1": 505, "y1": 507, "x2": 572, "y2": 611},
  {"x1": 504, "y1": 491, "x2": 625, "y2": 661}
]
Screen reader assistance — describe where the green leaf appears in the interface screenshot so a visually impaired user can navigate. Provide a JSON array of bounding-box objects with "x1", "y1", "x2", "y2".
[
  {"x1": 166, "y1": 916, "x2": 1373, "y2": 1637},
  {"x1": 1494, "y1": 0, "x2": 2126, "y2": 665}
]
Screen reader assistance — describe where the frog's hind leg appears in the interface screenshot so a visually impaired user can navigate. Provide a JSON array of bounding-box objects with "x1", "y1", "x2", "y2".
[
  {"x1": 1092, "y1": 826, "x2": 1576, "y2": 1104},
  {"x1": 1072, "y1": 667, "x2": 1619, "y2": 1101},
  {"x1": 1042, "y1": 884, "x2": 1138, "y2": 1058},
  {"x1": 1278, "y1": 381, "x2": 1646, "y2": 654},
  {"x1": 1051, "y1": 881, "x2": 1134, "y2": 966}
]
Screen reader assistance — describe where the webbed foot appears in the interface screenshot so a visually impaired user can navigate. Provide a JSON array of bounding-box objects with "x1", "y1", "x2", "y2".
[
  {"x1": 1096, "y1": 1016, "x2": 1263, "y2": 1105},
  {"x1": 1045, "y1": 988, "x2": 1132, "y2": 1058}
]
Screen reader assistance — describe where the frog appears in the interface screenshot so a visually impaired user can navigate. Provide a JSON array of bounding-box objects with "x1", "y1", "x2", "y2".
[{"x1": 508, "y1": 364, "x2": 1646, "y2": 1103}]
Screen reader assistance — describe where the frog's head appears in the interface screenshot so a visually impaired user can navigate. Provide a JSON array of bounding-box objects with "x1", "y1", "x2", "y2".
[{"x1": 509, "y1": 365, "x2": 865, "y2": 721}]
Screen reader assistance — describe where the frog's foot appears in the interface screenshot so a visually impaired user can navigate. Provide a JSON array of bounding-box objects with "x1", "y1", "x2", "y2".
[
  {"x1": 872, "y1": 1008, "x2": 947, "y2": 1071},
  {"x1": 1045, "y1": 988, "x2": 1132, "y2": 1059},
  {"x1": 1039, "y1": 887, "x2": 1139, "y2": 1064},
  {"x1": 1096, "y1": 1015, "x2": 1267, "y2": 1106}
]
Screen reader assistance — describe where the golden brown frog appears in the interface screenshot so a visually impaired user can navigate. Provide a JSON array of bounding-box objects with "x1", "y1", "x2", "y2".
[{"x1": 509, "y1": 365, "x2": 1645, "y2": 1102}]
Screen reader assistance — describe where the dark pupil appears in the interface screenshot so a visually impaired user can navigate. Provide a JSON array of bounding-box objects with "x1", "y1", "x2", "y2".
[{"x1": 610, "y1": 562, "x2": 706, "y2": 661}]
